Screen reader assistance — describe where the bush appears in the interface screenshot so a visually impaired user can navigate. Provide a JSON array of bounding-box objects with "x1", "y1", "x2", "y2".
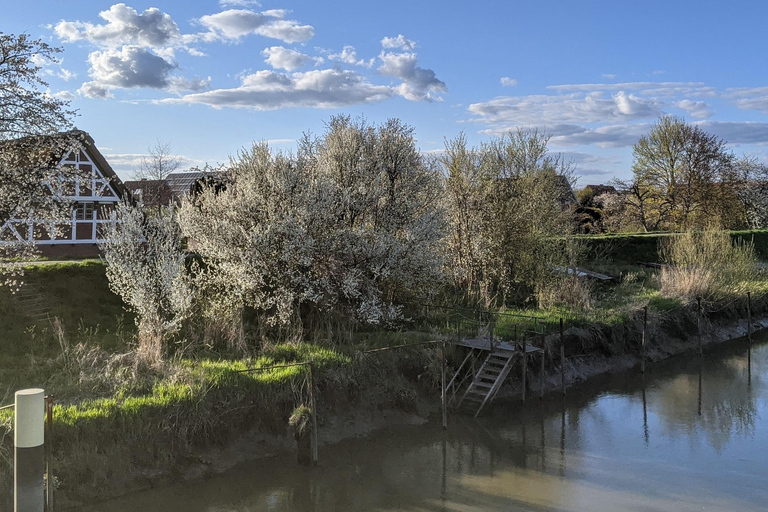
[{"x1": 659, "y1": 228, "x2": 757, "y2": 301}]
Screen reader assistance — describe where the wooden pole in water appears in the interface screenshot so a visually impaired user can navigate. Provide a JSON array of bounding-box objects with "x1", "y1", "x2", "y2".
[
  {"x1": 308, "y1": 362, "x2": 319, "y2": 466},
  {"x1": 641, "y1": 306, "x2": 648, "y2": 374},
  {"x1": 540, "y1": 335, "x2": 545, "y2": 400},
  {"x1": 748, "y1": 291, "x2": 752, "y2": 380},
  {"x1": 45, "y1": 396, "x2": 53, "y2": 512},
  {"x1": 697, "y1": 297, "x2": 702, "y2": 357},
  {"x1": 747, "y1": 291, "x2": 752, "y2": 344},
  {"x1": 560, "y1": 318, "x2": 565, "y2": 396},
  {"x1": 441, "y1": 341, "x2": 448, "y2": 430},
  {"x1": 521, "y1": 343, "x2": 527, "y2": 403}
]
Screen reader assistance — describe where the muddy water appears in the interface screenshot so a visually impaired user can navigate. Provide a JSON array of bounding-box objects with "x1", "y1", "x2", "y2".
[{"x1": 87, "y1": 336, "x2": 768, "y2": 512}]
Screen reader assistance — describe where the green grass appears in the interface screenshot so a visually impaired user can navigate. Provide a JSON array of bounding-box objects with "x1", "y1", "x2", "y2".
[{"x1": 578, "y1": 229, "x2": 768, "y2": 264}]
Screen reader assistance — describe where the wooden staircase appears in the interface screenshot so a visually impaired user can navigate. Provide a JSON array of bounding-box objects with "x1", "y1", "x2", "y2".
[
  {"x1": 15, "y1": 284, "x2": 52, "y2": 323},
  {"x1": 455, "y1": 348, "x2": 516, "y2": 418}
]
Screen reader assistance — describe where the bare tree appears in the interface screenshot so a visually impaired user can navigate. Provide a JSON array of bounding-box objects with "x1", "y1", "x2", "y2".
[
  {"x1": 630, "y1": 116, "x2": 741, "y2": 230},
  {"x1": 133, "y1": 140, "x2": 182, "y2": 181},
  {"x1": 131, "y1": 140, "x2": 181, "y2": 208}
]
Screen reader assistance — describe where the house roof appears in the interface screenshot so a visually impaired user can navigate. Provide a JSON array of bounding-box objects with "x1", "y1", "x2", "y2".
[
  {"x1": 166, "y1": 170, "x2": 224, "y2": 198},
  {"x1": 1, "y1": 129, "x2": 126, "y2": 200}
]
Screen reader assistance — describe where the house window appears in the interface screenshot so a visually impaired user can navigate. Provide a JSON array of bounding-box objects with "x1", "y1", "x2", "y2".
[{"x1": 75, "y1": 202, "x2": 94, "y2": 220}]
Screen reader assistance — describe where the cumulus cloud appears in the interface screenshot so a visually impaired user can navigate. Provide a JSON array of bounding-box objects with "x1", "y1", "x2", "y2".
[
  {"x1": 325, "y1": 45, "x2": 374, "y2": 67},
  {"x1": 725, "y1": 86, "x2": 768, "y2": 114},
  {"x1": 86, "y1": 46, "x2": 175, "y2": 89},
  {"x1": 77, "y1": 46, "x2": 209, "y2": 98},
  {"x1": 500, "y1": 77, "x2": 517, "y2": 87},
  {"x1": 55, "y1": 4, "x2": 181, "y2": 48},
  {"x1": 378, "y1": 51, "x2": 446, "y2": 101},
  {"x1": 262, "y1": 46, "x2": 319, "y2": 71},
  {"x1": 197, "y1": 8, "x2": 314, "y2": 43},
  {"x1": 381, "y1": 34, "x2": 416, "y2": 51},
  {"x1": 162, "y1": 69, "x2": 395, "y2": 110}
]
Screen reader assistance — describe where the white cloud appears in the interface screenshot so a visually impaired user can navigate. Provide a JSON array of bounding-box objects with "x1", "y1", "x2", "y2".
[
  {"x1": 78, "y1": 81, "x2": 113, "y2": 99},
  {"x1": 58, "y1": 67, "x2": 77, "y2": 81},
  {"x1": 378, "y1": 51, "x2": 446, "y2": 101},
  {"x1": 86, "y1": 46, "x2": 175, "y2": 89},
  {"x1": 218, "y1": 0, "x2": 261, "y2": 6},
  {"x1": 53, "y1": 90, "x2": 75, "y2": 101},
  {"x1": 677, "y1": 99, "x2": 711, "y2": 118},
  {"x1": 325, "y1": 45, "x2": 373, "y2": 67},
  {"x1": 468, "y1": 91, "x2": 660, "y2": 128},
  {"x1": 381, "y1": 34, "x2": 416, "y2": 51},
  {"x1": 696, "y1": 121, "x2": 768, "y2": 145},
  {"x1": 602, "y1": 73, "x2": 617, "y2": 79},
  {"x1": 262, "y1": 46, "x2": 318, "y2": 71},
  {"x1": 197, "y1": 8, "x2": 314, "y2": 43},
  {"x1": 77, "y1": 46, "x2": 209, "y2": 98},
  {"x1": 500, "y1": 77, "x2": 517, "y2": 87},
  {"x1": 162, "y1": 69, "x2": 395, "y2": 110},
  {"x1": 55, "y1": 4, "x2": 181, "y2": 48},
  {"x1": 725, "y1": 86, "x2": 768, "y2": 114}
]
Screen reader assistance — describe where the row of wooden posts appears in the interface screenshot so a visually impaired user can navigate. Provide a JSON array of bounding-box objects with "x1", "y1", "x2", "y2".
[
  {"x1": 11, "y1": 295, "x2": 757, "y2": 510},
  {"x1": 641, "y1": 291, "x2": 755, "y2": 374}
]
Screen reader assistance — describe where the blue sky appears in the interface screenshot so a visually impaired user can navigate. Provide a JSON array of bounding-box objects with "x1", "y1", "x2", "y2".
[{"x1": 5, "y1": 0, "x2": 768, "y2": 182}]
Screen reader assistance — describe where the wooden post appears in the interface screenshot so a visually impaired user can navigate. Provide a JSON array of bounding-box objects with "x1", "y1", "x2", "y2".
[
  {"x1": 747, "y1": 291, "x2": 752, "y2": 344},
  {"x1": 45, "y1": 396, "x2": 53, "y2": 512},
  {"x1": 641, "y1": 306, "x2": 648, "y2": 374},
  {"x1": 560, "y1": 318, "x2": 565, "y2": 396},
  {"x1": 308, "y1": 363, "x2": 319, "y2": 466},
  {"x1": 540, "y1": 336, "x2": 545, "y2": 400},
  {"x1": 521, "y1": 343, "x2": 527, "y2": 403},
  {"x1": 748, "y1": 291, "x2": 752, "y2": 380},
  {"x1": 441, "y1": 341, "x2": 447, "y2": 430},
  {"x1": 489, "y1": 317, "x2": 496, "y2": 354},
  {"x1": 697, "y1": 297, "x2": 702, "y2": 357}
]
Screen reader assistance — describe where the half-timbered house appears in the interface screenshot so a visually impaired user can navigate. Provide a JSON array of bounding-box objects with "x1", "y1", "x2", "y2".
[{"x1": 0, "y1": 130, "x2": 126, "y2": 258}]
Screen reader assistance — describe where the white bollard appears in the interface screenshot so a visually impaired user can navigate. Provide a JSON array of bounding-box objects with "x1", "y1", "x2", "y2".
[{"x1": 14, "y1": 388, "x2": 45, "y2": 512}]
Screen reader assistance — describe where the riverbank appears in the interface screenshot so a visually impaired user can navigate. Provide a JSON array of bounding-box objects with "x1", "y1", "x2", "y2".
[{"x1": 2, "y1": 260, "x2": 768, "y2": 509}]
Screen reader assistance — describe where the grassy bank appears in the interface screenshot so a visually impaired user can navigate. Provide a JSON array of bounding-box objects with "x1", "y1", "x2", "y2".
[
  {"x1": 2, "y1": 249, "x2": 768, "y2": 507},
  {"x1": 579, "y1": 229, "x2": 768, "y2": 264}
]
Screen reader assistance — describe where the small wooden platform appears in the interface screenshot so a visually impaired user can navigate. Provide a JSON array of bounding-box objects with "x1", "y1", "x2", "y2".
[{"x1": 454, "y1": 337, "x2": 542, "y2": 354}]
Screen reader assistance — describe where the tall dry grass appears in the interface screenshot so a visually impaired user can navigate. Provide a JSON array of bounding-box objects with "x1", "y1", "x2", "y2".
[{"x1": 659, "y1": 228, "x2": 757, "y2": 301}]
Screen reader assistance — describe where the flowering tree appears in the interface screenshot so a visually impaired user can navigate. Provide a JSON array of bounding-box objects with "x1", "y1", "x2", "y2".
[
  {"x1": 0, "y1": 33, "x2": 80, "y2": 285},
  {"x1": 179, "y1": 116, "x2": 446, "y2": 336},
  {"x1": 101, "y1": 201, "x2": 193, "y2": 361}
]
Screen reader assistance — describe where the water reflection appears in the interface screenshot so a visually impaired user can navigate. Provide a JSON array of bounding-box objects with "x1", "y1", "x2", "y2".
[{"x1": 86, "y1": 337, "x2": 768, "y2": 512}]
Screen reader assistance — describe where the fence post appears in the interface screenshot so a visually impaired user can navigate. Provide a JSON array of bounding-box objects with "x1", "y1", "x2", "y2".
[
  {"x1": 15, "y1": 388, "x2": 45, "y2": 512},
  {"x1": 748, "y1": 291, "x2": 752, "y2": 380},
  {"x1": 45, "y1": 396, "x2": 53, "y2": 512},
  {"x1": 560, "y1": 318, "x2": 565, "y2": 396},
  {"x1": 441, "y1": 341, "x2": 448, "y2": 430},
  {"x1": 747, "y1": 291, "x2": 752, "y2": 345},
  {"x1": 308, "y1": 363, "x2": 319, "y2": 466},
  {"x1": 641, "y1": 306, "x2": 648, "y2": 374},
  {"x1": 697, "y1": 297, "x2": 702, "y2": 357},
  {"x1": 521, "y1": 343, "x2": 527, "y2": 403},
  {"x1": 490, "y1": 317, "x2": 496, "y2": 354},
  {"x1": 539, "y1": 335, "x2": 545, "y2": 400}
]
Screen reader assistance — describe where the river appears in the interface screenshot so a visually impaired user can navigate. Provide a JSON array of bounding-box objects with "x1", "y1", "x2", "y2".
[{"x1": 86, "y1": 335, "x2": 767, "y2": 511}]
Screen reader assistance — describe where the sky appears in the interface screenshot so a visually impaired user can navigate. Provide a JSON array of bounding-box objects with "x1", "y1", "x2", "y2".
[{"x1": 5, "y1": 0, "x2": 768, "y2": 183}]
